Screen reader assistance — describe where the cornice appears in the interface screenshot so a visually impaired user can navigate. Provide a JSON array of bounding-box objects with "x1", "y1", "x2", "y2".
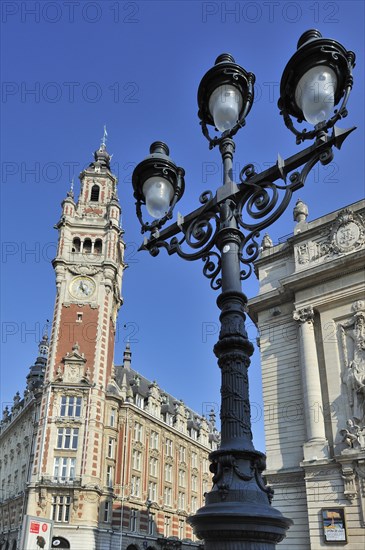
[{"x1": 249, "y1": 248, "x2": 365, "y2": 318}]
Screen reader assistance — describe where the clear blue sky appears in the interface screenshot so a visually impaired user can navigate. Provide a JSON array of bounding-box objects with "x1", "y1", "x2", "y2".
[{"x1": 1, "y1": 0, "x2": 364, "y2": 451}]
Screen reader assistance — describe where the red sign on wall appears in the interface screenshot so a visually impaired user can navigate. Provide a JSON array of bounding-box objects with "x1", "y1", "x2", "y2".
[{"x1": 30, "y1": 522, "x2": 40, "y2": 534}]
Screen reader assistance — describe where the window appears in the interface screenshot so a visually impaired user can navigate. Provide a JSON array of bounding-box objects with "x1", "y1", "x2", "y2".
[
  {"x1": 148, "y1": 481, "x2": 157, "y2": 502},
  {"x1": 179, "y1": 518, "x2": 185, "y2": 539},
  {"x1": 178, "y1": 491, "x2": 185, "y2": 509},
  {"x1": 103, "y1": 500, "x2": 110, "y2": 522},
  {"x1": 132, "y1": 449, "x2": 142, "y2": 471},
  {"x1": 76, "y1": 312, "x2": 83, "y2": 322},
  {"x1": 190, "y1": 428, "x2": 198, "y2": 440},
  {"x1": 107, "y1": 437, "x2": 115, "y2": 459},
  {"x1": 94, "y1": 239, "x2": 102, "y2": 254},
  {"x1": 148, "y1": 512, "x2": 155, "y2": 535},
  {"x1": 150, "y1": 431, "x2": 159, "y2": 449},
  {"x1": 60, "y1": 396, "x2": 81, "y2": 417},
  {"x1": 191, "y1": 452, "x2": 197, "y2": 468},
  {"x1": 149, "y1": 401, "x2": 158, "y2": 416},
  {"x1": 165, "y1": 463, "x2": 172, "y2": 483},
  {"x1": 134, "y1": 422, "x2": 143, "y2": 442},
  {"x1": 191, "y1": 496, "x2": 197, "y2": 513},
  {"x1": 202, "y1": 480, "x2": 209, "y2": 495},
  {"x1": 83, "y1": 238, "x2": 92, "y2": 254},
  {"x1": 149, "y1": 457, "x2": 158, "y2": 477},
  {"x1": 164, "y1": 486, "x2": 172, "y2": 506},
  {"x1": 131, "y1": 475, "x2": 141, "y2": 497},
  {"x1": 178, "y1": 469, "x2": 185, "y2": 487},
  {"x1": 165, "y1": 412, "x2": 174, "y2": 426},
  {"x1": 192, "y1": 475, "x2": 198, "y2": 492},
  {"x1": 164, "y1": 515, "x2": 171, "y2": 537},
  {"x1": 52, "y1": 495, "x2": 71, "y2": 522},
  {"x1": 165, "y1": 438, "x2": 173, "y2": 456},
  {"x1": 57, "y1": 428, "x2": 79, "y2": 449},
  {"x1": 135, "y1": 394, "x2": 144, "y2": 409},
  {"x1": 110, "y1": 407, "x2": 116, "y2": 427},
  {"x1": 203, "y1": 458, "x2": 209, "y2": 473},
  {"x1": 179, "y1": 446, "x2": 186, "y2": 462},
  {"x1": 72, "y1": 237, "x2": 81, "y2": 253},
  {"x1": 90, "y1": 184, "x2": 100, "y2": 202},
  {"x1": 129, "y1": 508, "x2": 138, "y2": 532},
  {"x1": 106, "y1": 465, "x2": 114, "y2": 487},
  {"x1": 53, "y1": 457, "x2": 76, "y2": 482}
]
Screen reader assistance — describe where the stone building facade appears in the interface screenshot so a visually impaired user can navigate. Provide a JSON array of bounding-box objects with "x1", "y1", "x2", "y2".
[
  {"x1": 0, "y1": 142, "x2": 217, "y2": 550},
  {"x1": 0, "y1": 337, "x2": 47, "y2": 550},
  {"x1": 248, "y1": 199, "x2": 365, "y2": 549}
]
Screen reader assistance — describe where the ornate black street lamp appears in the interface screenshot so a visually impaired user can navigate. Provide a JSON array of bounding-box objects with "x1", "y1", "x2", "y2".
[{"x1": 132, "y1": 30, "x2": 355, "y2": 549}]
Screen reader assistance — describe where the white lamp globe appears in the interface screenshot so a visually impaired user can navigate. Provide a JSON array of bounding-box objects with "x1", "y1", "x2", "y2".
[
  {"x1": 208, "y1": 84, "x2": 243, "y2": 132},
  {"x1": 142, "y1": 176, "x2": 174, "y2": 219},
  {"x1": 295, "y1": 65, "x2": 337, "y2": 125}
]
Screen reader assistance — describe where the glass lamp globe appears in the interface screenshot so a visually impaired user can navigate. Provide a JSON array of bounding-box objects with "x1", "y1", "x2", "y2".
[
  {"x1": 142, "y1": 176, "x2": 174, "y2": 219},
  {"x1": 208, "y1": 84, "x2": 243, "y2": 132},
  {"x1": 295, "y1": 65, "x2": 337, "y2": 125}
]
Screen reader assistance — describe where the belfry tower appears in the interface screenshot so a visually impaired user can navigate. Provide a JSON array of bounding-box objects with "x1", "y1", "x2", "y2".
[{"x1": 26, "y1": 138, "x2": 126, "y2": 545}]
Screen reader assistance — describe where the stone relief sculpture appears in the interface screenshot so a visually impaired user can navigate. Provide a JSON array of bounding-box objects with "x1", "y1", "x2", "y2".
[
  {"x1": 339, "y1": 301, "x2": 365, "y2": 428},
  {"x1": 295, "y1": 208, "x2": 365, "y2": 267},
  {"x1": 340, "y1": 419, "x2": 365, "y2": 449}
]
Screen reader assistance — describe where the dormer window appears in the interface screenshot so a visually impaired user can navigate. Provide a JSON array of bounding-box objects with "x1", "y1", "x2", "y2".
[
  {"x1": 90, "y1": 184, "x2": 100, "y2": 202},
  {"x1": 135, "y1": 394, "x2": 144, "y2": 409}
]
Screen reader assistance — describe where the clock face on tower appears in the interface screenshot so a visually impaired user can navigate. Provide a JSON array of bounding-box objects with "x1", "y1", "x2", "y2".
[{"x1": 69, "y1": 276, "x2": 96, "y2": 299}]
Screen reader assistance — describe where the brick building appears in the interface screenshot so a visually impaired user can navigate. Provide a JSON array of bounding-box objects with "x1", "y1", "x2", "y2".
[{"x1": 0, "y1": 141, "x2": 218, "y2": 550}]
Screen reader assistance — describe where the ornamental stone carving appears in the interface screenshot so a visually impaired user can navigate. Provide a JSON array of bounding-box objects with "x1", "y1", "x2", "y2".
[
  {"x1": 327, "y1": 208, "x2": 365, "y2": 254},
  {"x1": 339, "y1": 301, "x2": 365, "y2": 426},
  {"x1": 341, "y1": 466, "x2": 357, "y2": 501},
  {"x1": 294, "y1": 208, "x2": 364, "y2": 270},
  {"x1": 313, "y1": 208, "x2": 365, "y2": 260},
  {"x1": 68, "y1": 265, "x2": 101, "y2": 276},
  {"x1": 293, "y1": 198, "x2": 309, "y2": 223},
  {"x1": 293, "y1": 306, "x2": 314, "y2": 324},
  {"x1": 340, "y1": 419, "x2": 365, "y2": 449},
  {"x1": 261, "y1": 233, "x2": 273, "y2": 250}
]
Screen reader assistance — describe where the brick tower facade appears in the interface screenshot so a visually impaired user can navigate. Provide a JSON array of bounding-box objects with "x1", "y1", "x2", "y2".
[{"x1": 25, "y1": 140, "x2": 126, "y2": 546}]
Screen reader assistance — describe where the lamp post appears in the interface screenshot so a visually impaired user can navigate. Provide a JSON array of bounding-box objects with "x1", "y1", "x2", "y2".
[{"x1": 132, "y1": 30, "x2": 355, "y2": 549}]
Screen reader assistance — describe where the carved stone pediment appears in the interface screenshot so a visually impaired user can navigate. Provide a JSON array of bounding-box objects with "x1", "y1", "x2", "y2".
[{"x1": 61, "y1": 343, "x2": 88, "y2": 384}]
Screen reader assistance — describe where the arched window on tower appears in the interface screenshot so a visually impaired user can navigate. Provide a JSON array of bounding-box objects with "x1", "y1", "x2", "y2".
[
  {"x1": 90, "y1": 184, "x2": 100, "y2": 202},
  {"x1": 72, "y1": 237, "x2": 81, "y2": 253},
  {"x1": 94, "y1": 239, "x2": 103, "y2": 255},
  {"x1": 83, "y1": 238, "x2": 92, "y2": 254}
]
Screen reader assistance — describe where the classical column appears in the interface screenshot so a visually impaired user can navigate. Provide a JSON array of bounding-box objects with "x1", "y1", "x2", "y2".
[{"x1": 293, "y1": 306, "x2": 329, "y2": 460}]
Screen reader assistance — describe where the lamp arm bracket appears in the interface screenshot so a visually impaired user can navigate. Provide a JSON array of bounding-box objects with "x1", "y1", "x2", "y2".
[{"x1": 139, "y1": 125, "x2": 355, "y2": 288}]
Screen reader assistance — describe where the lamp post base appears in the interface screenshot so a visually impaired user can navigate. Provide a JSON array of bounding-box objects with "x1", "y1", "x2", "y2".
[{"x1": 188, "y1": 489, "x2": 292, "y2": 549}]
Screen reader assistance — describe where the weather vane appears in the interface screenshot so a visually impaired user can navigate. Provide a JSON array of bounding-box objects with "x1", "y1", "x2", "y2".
[{"x1": 101, "y1": 125, "x2": 108, "y2": 147}]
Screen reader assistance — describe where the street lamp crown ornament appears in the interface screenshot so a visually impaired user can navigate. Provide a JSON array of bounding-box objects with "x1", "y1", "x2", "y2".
[
  {"x1": 197, "y1": 53, "x2": 255, "y2": 149},
  {"x1": 279, "y1": 29, "x2": 355, "y2": 144},
  {"x1": 131, "y1": 30, "x2": 355, "y2": 549}
]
